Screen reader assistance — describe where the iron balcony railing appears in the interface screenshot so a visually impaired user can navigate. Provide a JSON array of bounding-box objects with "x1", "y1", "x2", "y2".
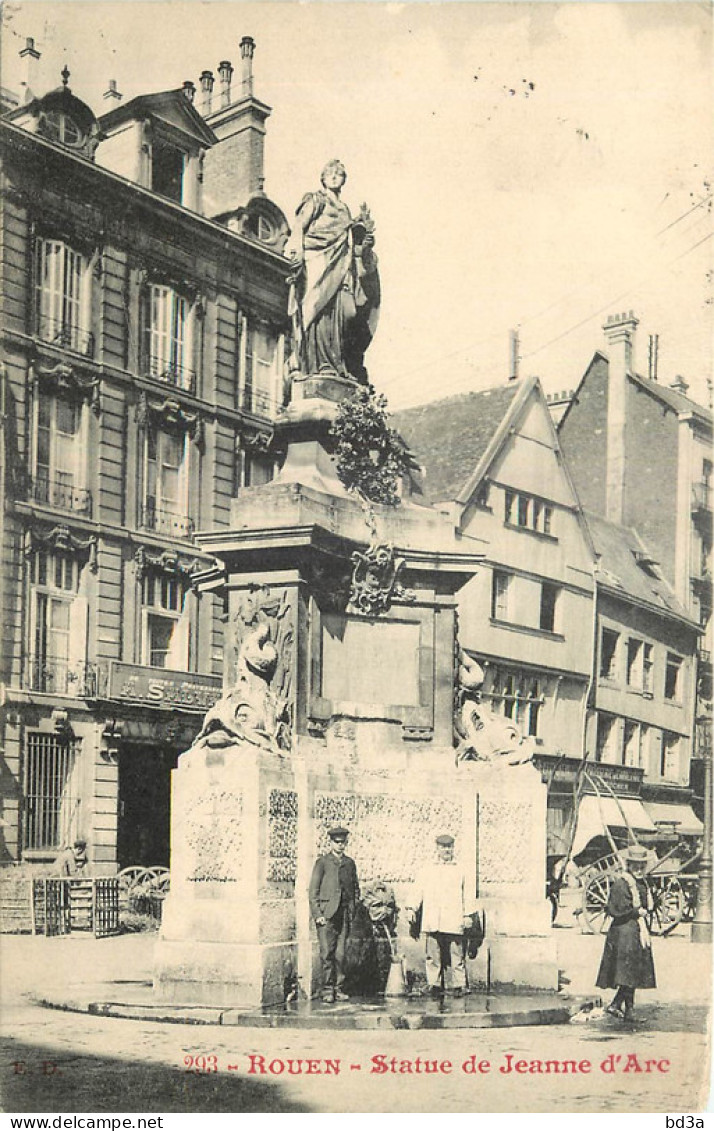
[
  {"x1": 241, "y1": 385, "x2": 278, "y2": 418},
  {"x1": 145, "y1": 355, "x2": 197, "y2": 394},
  {"x1": 23, "y1": 657, "x2": 106, "y2": 697},
  {"x1": 29, "y1": 476, "x2": 92, "y2": 516},
  {"x1": 35, "y1": 315, "x2": 95, "y2": 359},
  {"x1": 140, "y1": 504, "x2": 194, "y2": 539}
]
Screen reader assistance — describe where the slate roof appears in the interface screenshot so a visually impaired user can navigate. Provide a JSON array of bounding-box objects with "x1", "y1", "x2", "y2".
[
  {"x1": 561, "y1": 351, "x2": 712, "y2": 430},
  {"x1": 392, "y1": 383, "x2": 522, "y2": 503},
  {"x1": 99, "y1": 90, "x2": 217, "y2": 146},
  {"x1": 584, "y1": 510, "x2": 696, "y2": 625},
  {"x1": 628, "y1": 371, "x2": 712, "y2": 427}
]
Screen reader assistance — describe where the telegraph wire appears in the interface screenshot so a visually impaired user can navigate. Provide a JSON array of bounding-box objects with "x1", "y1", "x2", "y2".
[
  {"x1": 522, "y1": 231, "x2": 713, "y2": 362},
  {"x1": 380, "y1": 194, "x2": 712, "y2": 397}
]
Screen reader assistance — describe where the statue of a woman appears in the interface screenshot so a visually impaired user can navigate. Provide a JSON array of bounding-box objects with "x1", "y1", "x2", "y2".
[{"x1": 288, "y1": 160, "x2": 380, "y2": 384}]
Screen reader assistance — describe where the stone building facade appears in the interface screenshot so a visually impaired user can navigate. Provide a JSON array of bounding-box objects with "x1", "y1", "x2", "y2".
[
  {"x1": 558, "y1": 313, "x2": 712, "y2": 818},
  {"x1": 395, "y1": 375, "x2": 702, "y2": 860},
  {"x1": 0, "y1": 46, "x2": 290, "y2": 871}
]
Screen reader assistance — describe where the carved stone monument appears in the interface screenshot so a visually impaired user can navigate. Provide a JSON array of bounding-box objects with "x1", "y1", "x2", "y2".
[{"x1": 154, "y1": 173, "x2": 557, "y2": 1007}]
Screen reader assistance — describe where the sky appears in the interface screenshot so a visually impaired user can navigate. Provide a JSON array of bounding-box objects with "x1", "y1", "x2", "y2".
[{"x1": 2, "y1": 1, "x2": 712, "y2": 410}]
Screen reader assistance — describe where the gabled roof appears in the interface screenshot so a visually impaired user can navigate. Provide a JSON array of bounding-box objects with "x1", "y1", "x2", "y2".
[
  {"x1": 99, "y1": 89, "x2": 217, "y2": 147},
  {"x1": 584, "y1": 510, "x2": 697, "y2": 626},
  {"x1": 628, "y1": 371, "x2": 712, "y2": 428},
  {"x1": 392, "y1": 381, "x2": 523, "y2": 503},
  {"x1": 559, "y1": 350, "x2": 712, "y2": 431}
]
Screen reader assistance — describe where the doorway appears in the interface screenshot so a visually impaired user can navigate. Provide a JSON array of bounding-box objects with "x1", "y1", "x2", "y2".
[{"x1": 116, "y1": 745, "x2": 179, "y2": 869}]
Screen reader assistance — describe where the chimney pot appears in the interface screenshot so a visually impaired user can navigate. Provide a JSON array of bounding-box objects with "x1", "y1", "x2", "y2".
[
  {"x1": 20, "y1": 36, "x2": 40, "y2": 57},
  {"x1": 199, "y1": 70, "x2": 214, "y2": 114},
  {"x1": 217, "y1": 59, "x2": 233, "y2": 109},
  {"x1": 240, "y1": 36, "x2": 256, "y2": 95},
  {"x1": 19, "y1": 34, "x2": 41, "y2": 103},
  {"x1": 182, "y1": 80, "x2": 196, "y2": 102},
  {"x1": 103, "y1": 78, "x2": 122, "y2": 101}
]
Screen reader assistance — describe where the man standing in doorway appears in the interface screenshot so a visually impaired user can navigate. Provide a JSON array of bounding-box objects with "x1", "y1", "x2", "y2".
[
  {"x1": 309, "y1": 826, "x2": 360, "y2": 1003},
  {"x1": 409, "y1": 833, "x2": 478, "y2": 997}
]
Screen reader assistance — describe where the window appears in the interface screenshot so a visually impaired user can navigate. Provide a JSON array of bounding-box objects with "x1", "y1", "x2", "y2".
[
  {"x1": 244, "y1": 452, "x2": 274, "y2": 487},
  {"x1": 246, "y1": 213, "x2": 275, "y2": 242},
  {"x1": 35, "y1": 238, "x2": 92, "y2": 356},
  {"x1": 660, "y1": 732, "x2": 681, "y2": 781},
  {"x1": 144, "y1": 284, "x2": 195, "y2": 391},
  {"x1": 664, "y1": 652, "x2": 682, "y2": 701},
  {"x1": 643, "y1": 643, "x2": 654, "y2": 693},
  {"x1": 23, "y1": 732, "x2": 81, "y2": 851},
  {"x1": 596, "y1": 713, "x2": 617, "y2": 763},
  {"x1": 38, "y1": 110, "x2": 85, "y2": 148},
  {"x1": 142, "y1": 427, "x2": 192, "y2": 537},
  {"x1": 626, "y1": 638, "x2": 643, "y2": 687},
  {"x1": 33, "y1": 395, "x2": 90, "y2": 514},
  {"x1": 539, "y1": 583, "x2": 559, "y2": 633},
  {"x1": 600, "y1": 628, "x2": 619, "y2": 679},
  {"x1": 504, "y1": 489, "x2": 554, "y2": 536},
  {"x1": 491, "y1": 570, "x2": 511, "y2": 620},
  {"x1": 152, "y1": 139, "x2": 185, "y2": 202},
  {"x1": 27, "y1": 550, "x2": 88, "y2": 694},
  {"x1": 474, "y1": 481, "x2": 490, "y2": 509},
  {"x1": 482, "y1": 665, "x2": 545, "y2": 736},
  {"x1": 142, "y1": 572, "x2": 190, "y2": 669},
  {"x1": 243, "y1": 324, "x2": 278, "y2": 416}
]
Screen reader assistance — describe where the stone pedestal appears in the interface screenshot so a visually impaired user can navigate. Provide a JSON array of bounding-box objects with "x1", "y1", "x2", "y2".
[
  {"x1": 155, "y1": 739, "x2": 557, "y2": 1004},
  {"x1": 154, "y1": 746, "x2": 298, "y2": 1007}
]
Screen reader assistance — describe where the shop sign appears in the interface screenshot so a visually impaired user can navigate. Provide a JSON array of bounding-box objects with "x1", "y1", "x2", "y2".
[{"x1": 108, "y1": 662, "x2": 222, "y2": 712}]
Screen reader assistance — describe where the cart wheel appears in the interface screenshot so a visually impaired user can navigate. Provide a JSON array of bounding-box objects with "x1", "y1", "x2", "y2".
[
  {"x1": 582, "y1": 873, "x2": 613, "y2": 934},
  {"x1": 117, "y1": 866, "x2": 149, "y2": 892},
  {"x1": 146, "y1": 867, "x2": 170, "y2": 894},
  {"x1": 647, "y1": 875, "x2": 684, "y2": 936}
]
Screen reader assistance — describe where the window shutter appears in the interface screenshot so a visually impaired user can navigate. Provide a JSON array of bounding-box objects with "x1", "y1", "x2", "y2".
[
  {"x1": 165, "y1": 602, "x2": 190, "y2": 671},
  {"x1": 67, "y1": 595, "x2": 88, "y2": 675}
]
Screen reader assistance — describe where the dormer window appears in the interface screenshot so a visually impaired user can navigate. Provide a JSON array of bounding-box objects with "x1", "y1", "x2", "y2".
[
  {"x1": 38, "y1": 109, "x2": 84, "y2": 148},
  {"x1": 152, "y1": 138, "x2": 185, "y2": 202},
  {"x1": 246, "y1": 213, "x2": 274, "y2": 243}
]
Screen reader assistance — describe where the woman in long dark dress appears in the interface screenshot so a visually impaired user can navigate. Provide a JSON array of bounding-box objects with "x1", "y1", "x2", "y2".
[{"x1": 596, "y1": 845, "x2": 656, "y2": 1019}]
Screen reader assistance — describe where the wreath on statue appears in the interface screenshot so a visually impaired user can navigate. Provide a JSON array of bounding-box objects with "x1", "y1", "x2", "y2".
[{"x1": 329, "y1": 385, "x2": 417, "y2": 507}]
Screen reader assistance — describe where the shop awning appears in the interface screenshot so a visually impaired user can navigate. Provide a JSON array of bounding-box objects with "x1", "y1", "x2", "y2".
[
  {"x1": 570, "y1": 796, "x2": 658, "y2": 858},
  {"x1": 643, "y1": 801, "x2": 703, "y2": 837}
]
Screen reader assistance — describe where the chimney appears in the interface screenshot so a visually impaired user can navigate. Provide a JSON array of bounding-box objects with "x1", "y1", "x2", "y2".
[
  {"x1": 240, "y1": 36, "x2": 255, "y2": 96},
  {"x1": 19, "y1": 36, "x2": 41, "y2": 104},
  {"x1": 201, "y1": 37, "x2": 271, "y2": 215},
  {"x1": 199, "y1": 69, "x2": 214, "y2": 115},
  {"x1": 603, "y1": 310, "x2": 638, "y2": 524},
  {"x1": 103, "y1": 78, "x2": 122, "y2": 102},
  {"x1": 508, "y1": 329, "x2": 520, "y2": 382},
  {"x1": 670, "y1": 375, "x2": 690, "y2": 395},
  {"x1": 182, "y1": 80, "x2": 196, "y2": 103},
  {"x1": 218, "y1": 60, "x2": 233, "y2": 109}
]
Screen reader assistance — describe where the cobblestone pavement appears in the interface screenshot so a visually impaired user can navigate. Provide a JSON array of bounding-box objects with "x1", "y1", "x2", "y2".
[{"x1": 1, "y1": 924, "x2": 711, "y2": 1114}]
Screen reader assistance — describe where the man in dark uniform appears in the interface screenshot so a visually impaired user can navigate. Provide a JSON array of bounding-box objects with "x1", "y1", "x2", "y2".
[{"x1": 309, "y1": 826, "x2": 360, "y2": 1003}]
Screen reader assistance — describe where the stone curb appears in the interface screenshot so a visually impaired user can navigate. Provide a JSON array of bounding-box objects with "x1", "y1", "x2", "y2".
[{"x1": 32, "y1": 988, "x2": 598, "y2": 1030}]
